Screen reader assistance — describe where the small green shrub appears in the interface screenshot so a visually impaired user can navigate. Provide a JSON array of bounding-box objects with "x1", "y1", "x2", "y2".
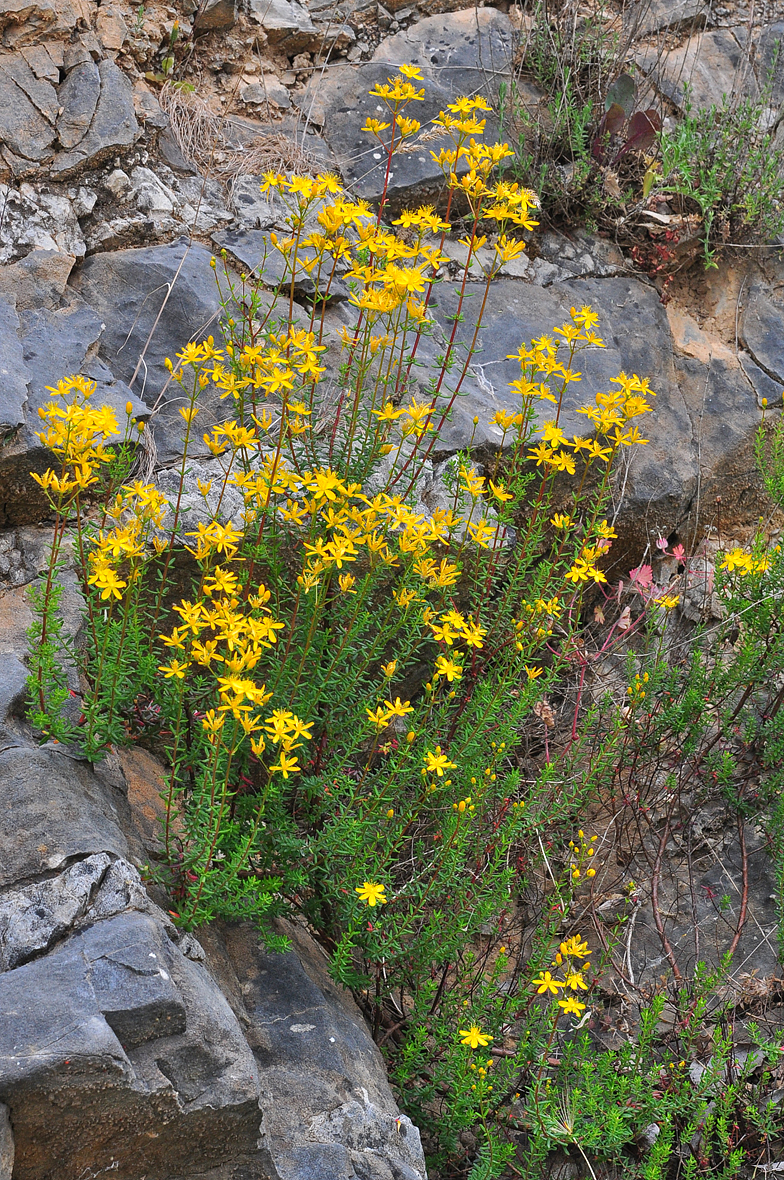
[
  {"x1": 26, "y1": 61, "x2": 784, "y2": 1178},
  {"x1": 658, "y1": 68, "x2": 784, "y2": 265}
]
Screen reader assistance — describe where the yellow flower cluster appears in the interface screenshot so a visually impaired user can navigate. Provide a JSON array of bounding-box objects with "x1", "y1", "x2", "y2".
[
  {"x1": 532, "y1": 934, "x2": 591, "y2": 1017},
  {"x1": 428, "y1": 608, "x2": 486, "y2": 649},
  {"x1": 224, "y1": 463, "x2": 478, "y2": 594},
  {"x1": 627, "y1": 671, "x2": 648, "y2": 703},
  {"x1": 430, "y1": 97, "x2": 538, "y2": 234},
  {"x1": 512, "y1": 597, "x2": 561, "y2": 647},
  {"x1": 568, "y1": 830, "x2": 597, "y2": 881},
  {"x1": 365, "y1": 696, "x2": 414, "y2": 730},
  {"x1": 158, "y1": 572, "x2": 310, "y2": 775},
  {"x1": 344, "y1": 217, "x2": 449, "y2": 321},
  {"x1": 719, "y1": 547, "x2": 770, "y2": 576},
  {"x1": 87, "y1": 482, "x2": 169, "y2": 601},
  {"x1": 32, "y1": 376, "x2": 121, "y2": 499}
]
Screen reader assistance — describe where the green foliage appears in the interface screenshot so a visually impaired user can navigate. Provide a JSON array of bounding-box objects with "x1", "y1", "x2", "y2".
[
  {"x1": 503, "y1": 6, "x2": 784, "y2": 266},
  {"x1": 26, "y1": 64, "x2": 784, "y2": 1179},
  {"x1": 659, "y1": 63, "x2": 784, "y2": 265}
]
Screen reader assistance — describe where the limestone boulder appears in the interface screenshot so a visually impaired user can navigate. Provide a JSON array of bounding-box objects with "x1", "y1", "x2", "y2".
[
  {"x1": 70, "y1": 239, "x2": 232, "y2": 466},
  {"x1": 315, "y1": 8, "x2": 518, "y2": 207},
  {"x1": 0, "y1": 51, "x2": 138, "y2": 180}
]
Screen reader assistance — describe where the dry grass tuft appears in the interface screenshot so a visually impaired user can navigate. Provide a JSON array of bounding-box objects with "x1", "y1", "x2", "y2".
[{"x1": 159, "y1": 84, "x2": 322, "y2": 186}]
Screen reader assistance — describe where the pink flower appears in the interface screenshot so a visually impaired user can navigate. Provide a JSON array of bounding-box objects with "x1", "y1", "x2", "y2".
[{"x1": 629, "y1": 564, "x2": 653, "y2": 589}]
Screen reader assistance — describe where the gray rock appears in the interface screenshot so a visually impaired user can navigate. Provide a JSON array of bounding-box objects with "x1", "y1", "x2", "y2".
[
  {"x1": 230, "y1": 173, "x2": 285, "y2": 227},
  {"x1": 0, "y1": 745, "x2": 129, "y2": 887},
  {"x1": 203, "y1": 920, "x2": 428, "y2": 1180},
  {"x1": 51, "y1": 59, "x2": 139, "y2": 178},
  {"x1": 316, "y1": 8, "x2": 515, "y2": 206},
  {"x1": 104, "y1": 166, "x2": 131, "y2": 197},
  {"x1": 240, "y1": 76, "x2": 291, "y2": 108},
  {"x1": 159, "y1": 123, "x2": 200, "y2": 175},
  {"x1": 194, "y1": 0, "x2": 236, "y2": 30},
  {"x1": 19, "y1": 294, "x2": 148, "y2": 424},
  {"x1": 0, "y1": 296, "x2": 28, "y2": 429},
  {"x1": 426, "y1": 275, "x2": 692, "y2": 518},
  {"x1": 628, "y1": 819, "x2": 779, "y2": 985},
  {"x1": 0, "y1": 291, "x2": 148, "y2": 526},
  {"x1": 0, "y1": 1104, "x2": 12, "y2": 1180},
  {"x1": 18, "y1": 42, "x2": 60, "y2": 84},
  {"x1": 71, "y1": 239, "x2": 229, "y2": 464},
  {"x1": 741, "y1": 278, "x2": 784, "y2": 386},
  {"x1": 130, "y1": 163, "x2": 177, "y2": 214},
  {"x1": 62, "y1": 38, "x2": 94, "y2": 71},
  {"x1": 155, "y1": 454, "x2": 246, "y2": 536},
  {"x1": 738, "y1": 350, "x2": 783, "y2": 406},
  {"x1": 248, "y1": 0, "x2": 317, "y2": 50},
  {"x1": 404, "y1": 270, "x2": 771, "y2": 550},
  {"x1": 628, "y1": 0, "x2": 709, "y2": 35},
  {"x1": 0, "y1": 184, "x2": 85, "y2": 262},
  {"x1": 88, "y1": 856, "x2": 151, "y2": 920},
  {"x1": 636, "y1": 27, "x2": 750, "y2": 112},
  {"x1": 212, "y1": 226, "x2": 349, "y2": 302},
  {"x1": 0, "y1": 909, "x2": 261, "y2": 1180},
  {"x1": 69, "y1": 184, "x2": 97, "y2": 217},
  {"x1": 55, "y1": 60, "x2": 100, "y2": 151},
  {"x1": 89, "y1": 913, "x2": 188, "y2": 1047},
  {"x1": 0, "y1": 249, "x2": 74, "y2": 311},
  {"x1": 0, "y1": 50, "x2": 57, "y2": 124},
  {"x1": 0, "y1": 853, "x2": 111, "y2": 971},
  {"x1": 95, "y1": 5, "x2": 127, "y2": 51},
  {"x1": 0, "y1": 0, "x2": 58, "y2": 44},
  {"x1": 674, "y1": 351, "x2": 766, "y2": 517},
  {"x1": 0, "y1": 57, "x2": 56, "y2": 166}
]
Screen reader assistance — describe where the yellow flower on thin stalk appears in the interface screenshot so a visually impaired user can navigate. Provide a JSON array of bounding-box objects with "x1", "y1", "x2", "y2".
[
  {"x1": 423, "y1": 747, "x2": 457, "y2": 777},
  {"x1": 356, "y1": 882, "x2": 387, "y2": 907},
  {"x1": 532, "y1": 971, "x2": 564, "y2": 995},
  {"x1": 459, "y1": 1026, "x2": 493, "y2": 1049}
]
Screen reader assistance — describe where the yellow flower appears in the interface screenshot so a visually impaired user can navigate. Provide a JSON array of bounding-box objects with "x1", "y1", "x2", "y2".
[
  {"x1": 159, "y1": 659, "x2": 189, "y2": 680},
  {"x1": 459, "y1": 1026, "x2": 492, "y2": 1049},
  {"x1": 558, "y1": 996, "x2": 586, "y2": 1016},
  {"x1": 394, "y1": 588, "x2": 419, "y2": 608},
  {"x1": 366, "y1": 704, "x2": 391, "y2": 731},
  {"x1": 87, "y1": 566, "x2": 127, "y2": 601},
  {"x1": 201, "y1": 710, "x2": 225, "y2": 735},
  {"x1": 385, "y1": 696, "x2": 414, "y2": 717},
  {"x1": 525, "y1": 666, "x2": 544, "y2": 679},
  {"x1": 356, "y1": 882, "x2": 387, "y2": 907},
  {"x1": 560, "y1": 936, "x2": 590, "y2": 958},
  {"x1": 551, "y1": 513, "x2": 574, "y2": 529},
  {"x1": 381, "y1": 660, "x2": 397, "y2": 678},
  {"x1": 424, "y1": 747, "x2": 457, "y2": 777},
  {"x1": 435, "y1": 655, "x2": 463, "y2": 682},
  {"x1": 270, "y1": 751, "x2": 301, "y2": 778},
  {"x1": 532, "y1": 971, "x2": 564, "y2": 995},
  {"x1": 488, "y1": 480, "x2": 513, "y2": 502}
]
